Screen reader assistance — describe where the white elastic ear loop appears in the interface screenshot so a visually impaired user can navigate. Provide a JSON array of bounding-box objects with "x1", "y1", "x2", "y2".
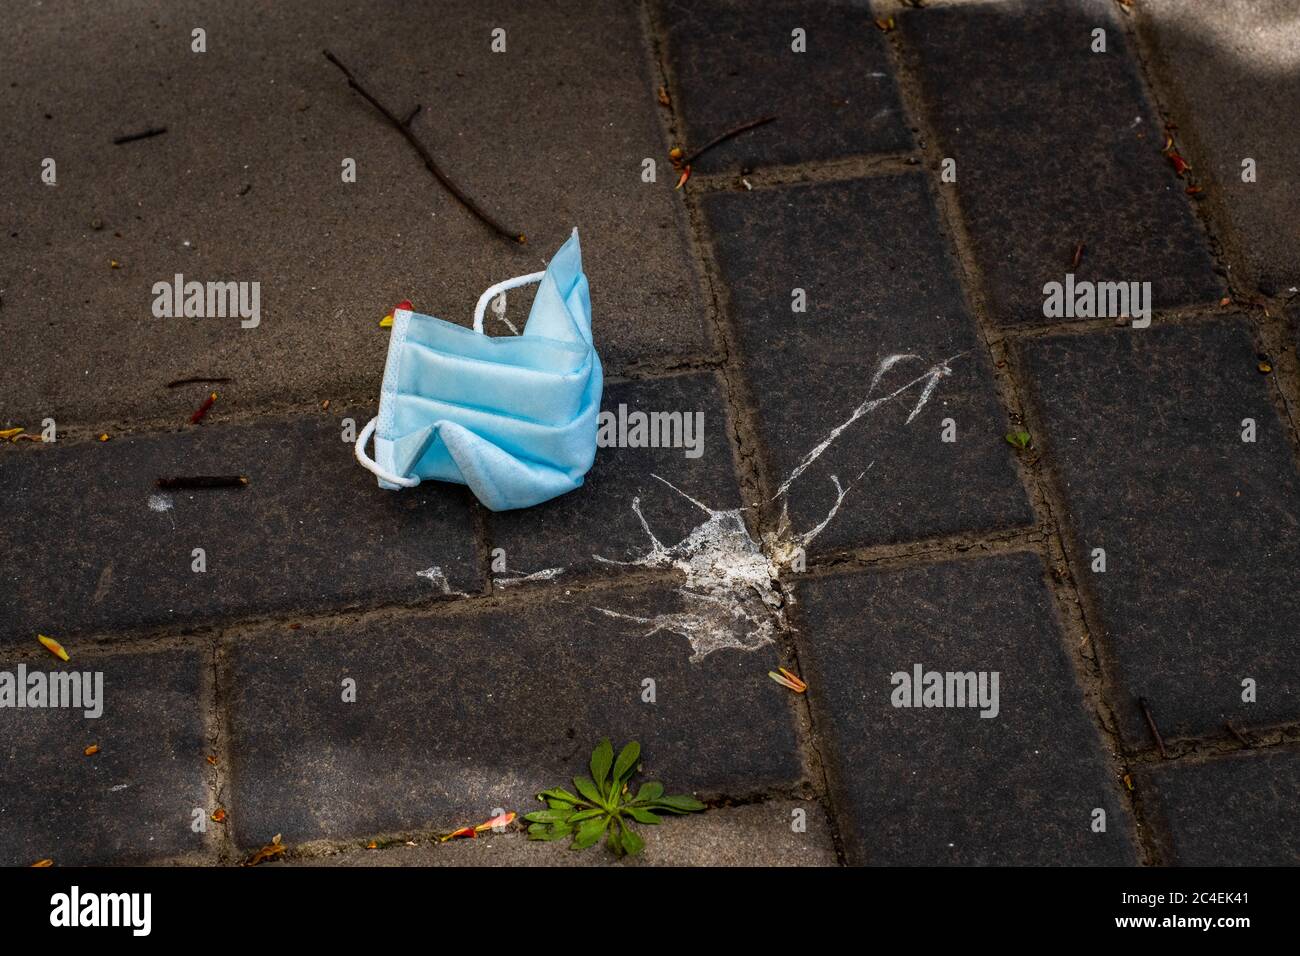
[
  {"x1": 473, "y1": 271, "x2": 545, "y2": 334},
  {"x1": 354, "y1": 416, "x2": 419, "y2": 487}
]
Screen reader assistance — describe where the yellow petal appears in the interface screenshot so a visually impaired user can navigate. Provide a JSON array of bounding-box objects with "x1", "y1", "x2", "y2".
[
  {"x1": 0, "y1": 427, "x2": 23, "y2": 439},
  {"x1": 475, "y1": 811, "x2": 516, "y2": 832},
  {"x1": 31, "y1": 859, "x2": 54, "y2": 868},
  {"x1": 84, "y1": 744, "x2": 100, "y2": 756},
  {"x1": 379, "y1": 314, "x2": 394, "y2": 328},
  {"x1": 38, "y1": 634, "x2": 70, "y2": 661}
]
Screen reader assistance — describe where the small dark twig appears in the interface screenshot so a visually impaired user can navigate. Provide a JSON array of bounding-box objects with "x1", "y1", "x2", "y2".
[
  {"x1": 166, "y1": 376, "x2": 232, "y2": 388},
  {"x1": 113, "y1": 127, "x2": 167, "y2": 145},
  {"x1": 401, "y1": 103, "x2": 422, "y2": 127},
  {"x1": 1138, "y1": 697, "x2": 1167, "y2": 758},
  {"x1": 322, "y1": 50, "x2": 524, "y2": 243},
  {"x1": 680, "y1": 115, "x2": 776, "y2": 168},
  {"x1": 1224, "y1": 721, "x2": 1252, "y2": 748},
  {"x1": 157, "y1": 476, "x2": 248, "y2": 490}
]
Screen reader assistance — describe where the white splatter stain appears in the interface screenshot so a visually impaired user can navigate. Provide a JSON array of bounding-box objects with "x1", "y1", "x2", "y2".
[
  {"x1": 416, "y1": 566, "x2": 469, "y2": 596},
  {"x1": 595, "y1": 353, "x2": 960, "y2": 661},
  {"x1": 147, "y1": 493, "x2": 174, "y2": 513},
  {"x1": 494, "y1": 567, "x2": 565, "y2": 587}
]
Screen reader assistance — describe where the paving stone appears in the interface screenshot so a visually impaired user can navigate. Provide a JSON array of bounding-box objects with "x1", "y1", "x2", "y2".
[
  {"x1": 0, "y1": 413, "x2": 479, "y2": 644},
  {"x1": 225, "y1": 581, "x2": 804, "y2": 849},
  {"x1": 655, "y1": 0, "x2": 911, "y2": 173},
  {"x1": 794, "y1": 552, "x2": 1137, "y2": 865},
  {"x1": 488, "y1": 372, "x2": 743, "y2": 583},
  {"x1": 280, "y1": 800, "x2": 837, "y2": 866},
  {"x1": 702, "y1": 175, "x2": 1032, "y2": 555},
  {"x1": 1136, "y1": 750, "x2": 1300, "y2": 865},
  {"x1": 1021, "y1": 321, "x2": 1300, "y2": 746},
  {"x1": 0, "y1": 0, "x2": 706, "y2": 428},
  {"x1": 1141, "y1": 0, "x2": 1300, "y2": 296},
  {"x1": 0, "y1": 649, "x2": 208, "y2": 866},
  {"x1": 901, "y1": 0, "x2": 1222, "y2": 323}
]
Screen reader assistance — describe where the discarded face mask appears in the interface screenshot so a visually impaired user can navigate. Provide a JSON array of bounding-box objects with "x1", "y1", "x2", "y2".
[{"x1": 355, "y1": 229, "x2": 602, "y2": 511}]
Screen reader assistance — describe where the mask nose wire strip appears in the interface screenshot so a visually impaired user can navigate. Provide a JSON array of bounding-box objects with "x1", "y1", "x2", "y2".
[
  {"x1": 354, "y1": 416, "x2": 420, "y2": 486},
  {"x1": 472, "y1": 271, "x2": 546, "y2": 334},
  {"x1": 356, "y1": 269, "x2": 549, "y2": 486}
]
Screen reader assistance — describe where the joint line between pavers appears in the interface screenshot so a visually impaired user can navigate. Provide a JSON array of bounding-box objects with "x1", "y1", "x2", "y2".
[{"x1": 872, "y1": 0, "x2": 1160, "y2": 864}]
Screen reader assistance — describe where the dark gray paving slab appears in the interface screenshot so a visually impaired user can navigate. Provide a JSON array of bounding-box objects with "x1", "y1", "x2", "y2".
[
  {"x1": 1142, "y1": 0, "x2": 1300, "y2": 296},
  {"x1": 489, "y1": 372, "x2": 743, "y2": 583},
  {"x1": 902, "y1": 0, "x2": 1221, "y2": 323},
  {"x1": 795, "y1": 552, "x2": 1137, "y2": 865},
  {"x1": 0, "y1": 413, "x2": 479, "y2": 644},
  {"x1": 225, "y1": 581, "x2": 803, "y2": 849},
  {"x1": 655, "y1": 0, "x2": 911, "y2": 173},
  {"x1": 0, "y1": 0, "x2": 706, "y2": 428},
  {"x1": 280, "y1": 801, "x2": 837, "y2": 866},
  {"x1": 1021, "y1": 321, "x2": 1300, "y2": 746},
  {"x1": 1137, "y1": 749, "x2": 1300, "y2": 866},
  {"x1": 0, "y1": 649, "x2": 208, "y2": 866},
  {"x1": 702, "y1": 175, "x2": 1032, "y2": 555}
]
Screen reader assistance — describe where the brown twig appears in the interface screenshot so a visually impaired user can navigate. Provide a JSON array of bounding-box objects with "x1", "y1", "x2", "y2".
[
  {"x1": 322, "y1": 50, "x2": 524, "y2": 244},
  {"x1": 679, "y1": 115, "x2": 776, "y2": 168},
  {"x1": 157, "y1": 476, "x2": 248, "y2": 490},
  {"x1": 1071, "y1": 242, "x2": 1085, "y2": 269},
  {"x1": 113, "y1": 127, "x2": 167, "y2": 145},
  {"x1": 1138, "y1": 697, "x2": 1167, "y2": 758},
  {"x1": 1224, "y1": 721, "x2": 1252, "y2": 748},
  {"x1": 166, "y1": 376, "x2": 232, "y2": 388}
]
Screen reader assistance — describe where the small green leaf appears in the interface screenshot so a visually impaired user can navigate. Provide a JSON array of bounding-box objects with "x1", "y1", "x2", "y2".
[
  {"x1": 624, "y1": 805, "x2": 661, "y2": 825},
  {"x1": 1005, "y1": 430, "x2": 1031, "y2": 450},
  {"x1": 590, "y1": 738, "x2": 614, "y2": 793},
  {"x1": 646, "y1": 794, "x2": 707, "y2": 814},
  {"x1": 612, "y1": 741, "x2": 641, "y2": 788},
  {"x1": 632, "y1": 781, "x2": 664, "y2": 804},
  {"x1": 607, "y1": 824, "x2": 624, "y2": 857},
  {"x1": 571, "y1": 815, "x2": 609, "y2": 850},
  {"x1": 537, "y1": 787, "x2": 583, "y2": 807},
  {"x1": 621, "y1": 823, "x2": 645, "y2": 856},
  {"x1": 573, "y1": 775, "x2": 605, "y2": 807},
  {"x1": 568, "y1": 807, "x2": 605, "y2": 823},
  {"x1": 523, "y1": 809, "x2": 573, "y2": 824}
]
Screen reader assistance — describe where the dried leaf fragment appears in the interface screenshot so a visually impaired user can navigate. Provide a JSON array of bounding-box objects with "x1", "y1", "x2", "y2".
[
  {"x1": 768, "y1": 667, "x2": 807, "y2": 693},
  {"x1": 206, "y1": 754, "x2": 218, "y2": 766},
  {"x1": 0, "y1": 427, "x2": 23, "y2": 440},
  {"x1": 674, "y1": 166, "x2": 691, "y2": 190},
  {"x1": 474, "y1": 811, "x2": 516, "y2": 832},
  {"x1": 31, "y1": 859, "x2": 54, "y2": 868},
  {"x1": 211, "y1": 808, "x2": 227, "y2": 823},
  {"x1": 243, "y1": 834, "x2": 285, "y2": 866},
  {"x1": 38, "y1": 634, "x2": 70, "y2": 661},
  {"x1": 874, "y1": 16, "x2": 896, "y2": 31},
  {"x1": 657, "y1": 86, "x2": 671, "y2": 107},
  {"x1": 440, "y1": 826, "x2": 477, "y2": 842},
  {"x1": 98, "y1": 433, "x2": 110, "y2": 442},
  {"x1": 84, "y1": 744, "x2": 100, "y2": 756}
]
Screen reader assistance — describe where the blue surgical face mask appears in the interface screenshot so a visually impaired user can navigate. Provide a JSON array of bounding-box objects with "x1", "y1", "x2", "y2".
[{"x1": 355, "y1": 228, "x2": 602, "y2": 511}]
